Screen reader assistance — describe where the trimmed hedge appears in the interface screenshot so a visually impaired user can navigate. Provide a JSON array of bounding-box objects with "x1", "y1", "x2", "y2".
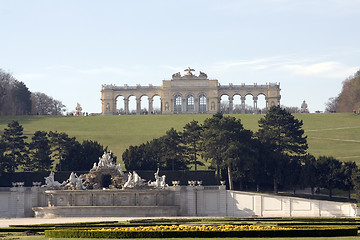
[{"x1": 45, "y1": 226, "x2": 358, "y2": 238}]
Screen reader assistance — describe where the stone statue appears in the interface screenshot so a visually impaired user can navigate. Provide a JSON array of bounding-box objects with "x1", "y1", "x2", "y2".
[
  {"x1": 172, "y1": 72, "x2": 181, "y2": 78},
  {"x1": 123, "y1": 172, "x2": 134, "y2": 188},
  {"x1": 301, "y1": 100, "x2": 309, "y2": 113},
  {"x1": 63, "y1": 172, "x2": 85, "y2": 190},
  {"x1": 148, "y1": 168, "x2": 168, "y2": 189},
  {"x1": 116, "y1": 163, "x2": 123, "y2": 175},
  {"x1": 74, "y1": 103, "x2": 83, "y2": 116},
  {"x1": 123, "y1": 171, "x2": 145, "y2": 188},
  {"x1": 97, "y1": 151, "x2": 115, "y2": 169},
  {"x1": 184, "y1": 67, "x2": 195, "y2": 76},
  {"x1": 199, "y1": 71, "x2": 207, "y2": 78},
  {"x1": 42, "y1": 172, "x2": 62, "y2": 188}
]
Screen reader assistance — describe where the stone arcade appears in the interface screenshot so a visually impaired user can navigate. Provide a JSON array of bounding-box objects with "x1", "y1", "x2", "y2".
[{"x1": 101, "y1": 68, "x2": 281, "y2": 115}]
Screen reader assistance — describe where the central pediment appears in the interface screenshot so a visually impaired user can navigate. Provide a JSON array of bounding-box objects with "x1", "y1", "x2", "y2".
[{"x1": 171, "y1": 67, "x2": 208, "y2": 80}]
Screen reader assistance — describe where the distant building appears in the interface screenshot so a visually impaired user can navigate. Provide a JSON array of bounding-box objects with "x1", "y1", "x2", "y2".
[{"x1": 101, "y1": 68, "x2": 281, "y2": 115}]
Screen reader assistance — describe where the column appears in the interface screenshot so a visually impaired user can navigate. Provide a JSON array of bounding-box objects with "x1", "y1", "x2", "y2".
[
  {"x1": 182, "y1": 98, "x2": 186, "y2": 113},
  {"x1": 228, "y1": 96, "x2": 233, "y2": 114},
  {"x1": 218, "y1": 184, "x2": 227, "y2": 216},
  {"x1": 241, "y1": 96, "x2": 246, "y2": 114},
  {"x1": 124, "y1": 99, "x2": 129, "y2": 115},
  {"x1": 253, "y1": 96, "x2": 258, "y2": 113},
  {"x1": 186, "y1": 184, "x2": 196, "y2": 216},
  {"x1": 196, "y1": 185, "x2": 204, "y2": 216},
  {"x1": 136, "y1": 98, "x2": 141, "y2": 115},
  {"x1": 194, "y1": 98, "x2": 199, "y2": 113},
  {"x1": 148, "y1": 98, "x2": 153, "y2": 114}
]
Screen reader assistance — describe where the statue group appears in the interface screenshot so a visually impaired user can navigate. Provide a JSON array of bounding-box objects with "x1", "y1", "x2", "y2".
[{"x1": 42, "y1": 152, "x2": 168, "y2": 190}]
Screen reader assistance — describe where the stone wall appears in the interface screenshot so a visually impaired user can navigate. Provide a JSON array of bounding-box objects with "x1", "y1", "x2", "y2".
[{"x1": 0, "y1": 184, "x2": 357, "y2": 218}]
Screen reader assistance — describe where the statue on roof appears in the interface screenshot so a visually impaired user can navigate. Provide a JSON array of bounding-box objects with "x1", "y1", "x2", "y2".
[{"x1": 184, "y1": 67, "x2": 195, "y2": 76}]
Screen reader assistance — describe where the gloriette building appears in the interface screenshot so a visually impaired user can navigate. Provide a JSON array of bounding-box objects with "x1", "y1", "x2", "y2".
[{"x1": 101, "y1": 68, "x2": 281, "y2": 115}]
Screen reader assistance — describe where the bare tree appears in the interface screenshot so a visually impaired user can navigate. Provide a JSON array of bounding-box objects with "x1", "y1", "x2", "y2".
[{"x1": 31, "y1": 92, "x2": 66, "y2": 115}]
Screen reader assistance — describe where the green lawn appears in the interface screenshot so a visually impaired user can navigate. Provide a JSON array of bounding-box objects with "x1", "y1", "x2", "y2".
[{"x1": 0, "y1": 113, "x2": 359, "y2": 165}]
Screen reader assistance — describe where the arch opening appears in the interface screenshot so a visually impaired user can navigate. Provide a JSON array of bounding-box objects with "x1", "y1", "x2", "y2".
[{"x1": 199, "y1": 94, "x2": 207, "y2": 113}]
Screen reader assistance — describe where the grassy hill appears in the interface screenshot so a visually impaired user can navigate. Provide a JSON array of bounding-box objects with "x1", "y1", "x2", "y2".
[{"x1": 0, "y1": 113, "x2": 359, "y2": 165}]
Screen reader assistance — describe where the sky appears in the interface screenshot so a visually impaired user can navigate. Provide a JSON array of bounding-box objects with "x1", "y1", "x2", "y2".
[{"x1": 1, "y1": 0, "x2": 359, "y2": 113}]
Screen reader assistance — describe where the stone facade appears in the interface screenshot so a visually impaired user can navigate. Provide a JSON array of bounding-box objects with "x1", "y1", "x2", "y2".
[
  {"x1": 101, "y1": 68, "x2": 281, "y2": 115},
  {"x1": 1, "y1": 183, "x2": 357, "y2": 218}
]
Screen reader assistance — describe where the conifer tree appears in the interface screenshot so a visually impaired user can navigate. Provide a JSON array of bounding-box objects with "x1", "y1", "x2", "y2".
[
  {"x1": 1, "y1": 120, "x2": 28, "y2": 172},
  {"x1": 256, "y1": 106, "x2": 308, "y2": 193},
  {"x1": 27, "y1": 131, "x2": 53, "y2": 171}
]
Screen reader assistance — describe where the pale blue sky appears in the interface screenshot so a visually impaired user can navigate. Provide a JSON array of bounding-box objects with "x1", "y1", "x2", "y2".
[{"x1": 1, "y1": 0, "x2": 359, "y2": 113}]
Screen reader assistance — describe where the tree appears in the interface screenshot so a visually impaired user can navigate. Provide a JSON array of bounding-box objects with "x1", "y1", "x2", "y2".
[
  {"x1": 340, "y1": 161, "x2": 358, "y2": 200},
  {"x1": 256, "y1": 106, "x2": 308, "y2": 193},
  {"x1": 123, "y1": 139, "x2": 162, "y2": 170},
  {"x1": 27, "y1": 131, "x2": 53, "y2": 171},
  {"x1": 79, "y1": 140, "x2": 109, "y2": 171},
  {"x1": 315, "y1": 156, "x2": 343, "y2": 198},
  {"x1": 31, "y1": 92, "x2": 66, "y2": 115},
  {"x1": 48, "y1": 131, "x2": 78, "y2": 171},
  {"x1": 0, "y1": 139, "x2": 11, "y2": 174},
  {"x1": 335, "y1": 69, "x2": 360, "y2": 112},
  {"x1": 301, "y1": 154, "x2": 318, "y2": 195},
  {"x1": 202, "y1": 113, "x2": 253, "y2": 189},
  {"x1": 160, "y1": 128, "x2": 188, "y2": 171},
  {"x1": 182, "y1": 120, "x2": 203, "y2": 172},
  {"x1": 325, "y1": 97, "x2": 339, "y2": 113},
  {"x1": 0, "y1": 69, "x2": 13, "y2": 116},
  {"x1": 1, "y1": 120, "x2": 29, "y2": 172},
  {"x1": 11, "y1": 80, "x2": 32, "y2": 115}
]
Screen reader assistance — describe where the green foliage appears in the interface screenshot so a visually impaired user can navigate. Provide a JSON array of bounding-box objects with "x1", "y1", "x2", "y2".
[
  {"x1": 182, "y1": 120, "x2": 203, "y2": 171},
  {"x1": 160, "y1": 128, "x2": 189, "y2": 171},
  {"x1": 256, "y1": 106, "x2": 308, "y2": 193},
  {"x1": 202, "y1": 113, "x2": 254, "y2": 188},
  {"x1": 27, "y1": 131, "x2": 53, "y2": 171},
  {"x1": 1, "y1": 120, "x2": 28, "y2": 172},
  {"x1": 316, "y1": 156, "x2": 343, "y2": 198},
  {"x1": 11, "y1": 80, "x2": 32, "y2": 115}
]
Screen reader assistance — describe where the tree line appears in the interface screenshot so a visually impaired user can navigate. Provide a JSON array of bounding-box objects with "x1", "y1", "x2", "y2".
[
  {"x1": 0, "y1": 69, "x2": 66, "y2": 116},
  {"x1": 326, "y1": 69, "x2": 360, "y2": 113},
  {"x1": 123, "y1": 107, "x2": 360, "y2": 200},
  {"x1": 0, "y1": 120, "x2": 113, "y2": 174}
]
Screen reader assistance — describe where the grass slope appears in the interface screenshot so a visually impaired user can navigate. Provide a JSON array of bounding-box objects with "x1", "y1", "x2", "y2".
[{"x1": 0, "y1": 113, "x2": 359, "y2": 165}]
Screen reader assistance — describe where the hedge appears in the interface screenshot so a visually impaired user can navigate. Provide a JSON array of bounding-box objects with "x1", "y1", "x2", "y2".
[{"x1": 45, "y1": 226, "x2": 358, "y2": 238}]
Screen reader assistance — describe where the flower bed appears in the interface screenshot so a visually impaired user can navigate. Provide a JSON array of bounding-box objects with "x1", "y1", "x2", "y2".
[
  {"x1": 90, "y1": 224, "x2": 289, "y2": 232},
  {"x1": 45, "y1": 224, "x2": 358, "y2": 238}
]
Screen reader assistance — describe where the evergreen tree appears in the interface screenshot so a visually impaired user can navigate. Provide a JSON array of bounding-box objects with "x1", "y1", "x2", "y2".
[
  {"x1": 256, "y1": 106, "x2": 308, "y2": 193},
  {"x1": 160, "y1": 128, "x2": 189, "y2": 170},
  {"x1": 0, "y1": 139, "x2": 11, "y2": 174},
  {"x1": 202, "y1": 113, "x2": 253, "y2": 189},
  {"x1": 301, "y1": 154, "x2": 318, "y2": 195},
  {"x1": 1, "y1": 120, "x2": 28, "y2": 172},
  {"x1": 316, "y1": 156, "x2": 343, "y2": 198},
  {"x1": 27, "y1": 131, "x2": 53, "y2": 171},
  {"x1": 341, "y1": 161, "x2": 358, "y2": 200},
  {"x1": 48, "y1": 131, "x2": 78, "y2": 171},
  {"x1": 182, "y1": 120, "x2": 203, "y2": 172},
  {"x1": 79, "y1": 140, "x2": 108, "y2": 171},
  {"x1": 11, "y1": 80, "x2": 32, "y2": 115}
]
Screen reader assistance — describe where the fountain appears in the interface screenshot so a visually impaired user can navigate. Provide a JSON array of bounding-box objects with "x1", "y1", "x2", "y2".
[{"x1": 32, "y1": 152, "x2": 179, "y2": 217}]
